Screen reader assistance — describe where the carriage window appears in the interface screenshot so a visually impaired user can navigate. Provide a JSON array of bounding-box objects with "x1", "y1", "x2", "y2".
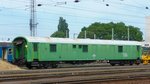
[
  {"x1": 33, "y1": 43, "x2": 38, "y2": 51},
  {"x1": 83, "y1": 45, "x2": 88, "y2": 52},
  {"x1": 50, "y1": 44, "x2": 57, "y2": 52},
  {"x1": 118, "y1": 46, "x2": 123, "y2": 52},
  {"x1": 8, "y1": 48, "x2": 12, "y2": 54},
  {"x1": 73, "y1": 45, "x2": 76, "y2": 48},
  {"x1": 79, "y1": 45, "x2": 82, "y2": 48},
  {"x1": 137, "y1": 46, "x2": 140, "y2": 51}
]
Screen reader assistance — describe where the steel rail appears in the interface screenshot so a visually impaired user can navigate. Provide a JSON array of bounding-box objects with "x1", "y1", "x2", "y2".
[
  {"x1": 0, "y1": 64, "x2": 150, "y2": 75},
  {"x1": 0, "y1": 66, "x2": 150, "y2": 83}
]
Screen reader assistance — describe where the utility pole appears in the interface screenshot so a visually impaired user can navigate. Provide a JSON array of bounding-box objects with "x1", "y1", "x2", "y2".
[
  {"x1": 30, "y1": 0, "x2": 37, "y2": 36},
  {"x1": 84, "y1": 30, "x2": 86, "y2": 39},
  {"x1": 66, "y1": 30, "x2": 68, "y2": 38},
  {"x1": 112, "y1": 28, "x2": 114, "y2": 40},
  {"x1": 73, "y1": 33, "x2": 78, "y2": 39},
  {"x1": 94, "y1": 34, "x2": 96, "y2": 39},
  {"x1": 128, "y1": 27, "x2": 130, "y2": 41}
]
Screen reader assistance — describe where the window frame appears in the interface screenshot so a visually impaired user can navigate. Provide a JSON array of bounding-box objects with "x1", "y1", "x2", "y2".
[
  {"x1": 118, "y1": 46, "x2": 123, "y2": 53},
  {"x1": 79, "y1": 45, "x2": 82, "y2": 48},
  {"x1": 137, "y1": 46, "x2": 140, "y2": 51},
  {"x1": 82, "y1": 45, "x2": 88, "y2": 52},
  {"x1": 33, "y1": 43, "x2": 38, "y2": 52},
  {"x1": 73, "y1": 45, "x2": 76, "y2": 48},
  {"x1": 8, "y1": 48, "x2": 12, "y2": 54},
  {"x1": 50, "y1": 44, "x2": 57, "y2": 52}
]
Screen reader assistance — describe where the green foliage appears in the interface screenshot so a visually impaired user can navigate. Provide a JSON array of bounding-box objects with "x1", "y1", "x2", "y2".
[
  {"x1": 78, "y1": 22, "x2": 143, "y2": 41},
  {"x1": 51, "y1": 31, "x2": 66, "y2": 38},
  {"x1": 58, "y1": 17, "x2": 69, "y2": 32},
  {"x1": 51, "y1": 17, "x2": 69, "y2": 38},
  {"x1": 78, "y1": 31, "x2": 95, "y2": 39}
]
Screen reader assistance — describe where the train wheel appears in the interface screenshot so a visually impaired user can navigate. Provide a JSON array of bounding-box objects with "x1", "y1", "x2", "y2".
[
  {"x1": 136, "y1": 57, "x2": 141, "y2": 65},
  {"x1": 119, "y1": 61, "x2": 125, "y2": 66},
  {"x1": 44, "y1": 66, "x2": 48, "y2": 69},
  {"x1": 110, "y1": 63, "x2": 115, "y2": 66},
  {"x1": 51, "y1": 64, "x2": 58, "y2": 68},
  {"x1": 129, "y1": 61, "x2": 134, "y2": 65},
  {"x1": 43, "y1": 64, "x2": 49, "y2": 69},
  {"x1": 129, "y1": 63, "x2": 133, "y2": 65},
  {"x1": 136, "y1": 63, "x2": 140, "y2": 65},
  {"x1": 36, "y1": 66, "x2": 42, "y2": 69},
  {"x1": 26, "y1": 63, "x2": 32, "y2": 69}
]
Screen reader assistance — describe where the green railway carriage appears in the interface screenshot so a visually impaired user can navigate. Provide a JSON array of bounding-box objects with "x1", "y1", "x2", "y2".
[{"x1": 13, "y1": 36, "x2": 142, "y2": 68}]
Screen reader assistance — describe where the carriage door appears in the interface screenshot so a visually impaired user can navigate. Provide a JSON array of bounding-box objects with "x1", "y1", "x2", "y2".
[
  {"x1": 61, "y1": 44, "x2": 68, "y2": 60},
  {"x1": 2, "y1": 47, "x2": 7, "y2": 60},
  {"x1": 91, "y1": 45, "x2": 97, "y2": 60},
  {"x1": 33, "y1": 43, "x2": 38, "y2": 60}
]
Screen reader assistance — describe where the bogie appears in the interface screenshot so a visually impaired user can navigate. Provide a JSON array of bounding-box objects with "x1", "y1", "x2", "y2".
[{"x1": 109, "y1": 60, "x2": 140, "y2": 66}]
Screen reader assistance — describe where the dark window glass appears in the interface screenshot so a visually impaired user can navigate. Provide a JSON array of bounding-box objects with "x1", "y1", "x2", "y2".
[
  {"x1": 8, "y1": 48, "x2": 12, "y2": 54},
  {"x1": 83, "y1": 45, "x2": 88, "y2": 52},
  {"x1": 79, "y1": 45, "x2": 82, "y2": 48},
  {"x1": 33, "y1": 43, "x2": 38, "y2": 51},
  {"x1": 50, "y1": 44, "x2": 56, "y2": 52},
  {"x1": 73, "y1": 45, "x2": 76, "y2": 48},
  {"x1": 118, "y1": 46, "x2": 123, "y2": 52},
  {"x1": 137, "y1": 46, "x2": 140, "y2": 51}
]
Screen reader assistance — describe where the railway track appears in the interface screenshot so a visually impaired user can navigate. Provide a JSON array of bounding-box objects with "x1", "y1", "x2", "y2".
[
  {"x1": 0, "y1": 64, "x2": 149, "y2": 75},
  {"x1": 0, "y1": 65, "x2": 150, "y2": 83},
  {"x1": 30, "y1": 72, "x2": 150, "y2": 84}
]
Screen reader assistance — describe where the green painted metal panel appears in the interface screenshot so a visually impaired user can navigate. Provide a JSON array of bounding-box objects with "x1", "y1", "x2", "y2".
[
  {"x1": 25, "y1": 42, "x2": 142, "y2": 61},
  {"x1": 27, "y1": 43, "x2": 33, "y2": 62},
  {"x1": 72, "y1": 45, "x2": 79, "y2": 60},
  {"x1": 38, "y1": 43, "x2": 48, "y2": 61}
]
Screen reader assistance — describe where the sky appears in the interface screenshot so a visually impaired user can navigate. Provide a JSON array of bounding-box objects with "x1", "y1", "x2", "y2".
[{"x1": 0, "y1": 0, "x2": 149, "y2": 40}]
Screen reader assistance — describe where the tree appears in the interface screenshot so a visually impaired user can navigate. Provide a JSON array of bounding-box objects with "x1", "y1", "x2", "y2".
[
  {"x1": 51, "y1": 17, "x2": 69, "y2": 38},
  {"x1": 78, "y1": 22, "x2": 143, "y2": 41},
  {"x1": 51, "y1": 31, "x2": 66, "y2": 38}
]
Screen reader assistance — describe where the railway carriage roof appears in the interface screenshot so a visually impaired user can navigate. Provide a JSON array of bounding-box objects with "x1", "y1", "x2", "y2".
[{"x1": 13, "y1": 36, "x2": 142, "y2": 45}]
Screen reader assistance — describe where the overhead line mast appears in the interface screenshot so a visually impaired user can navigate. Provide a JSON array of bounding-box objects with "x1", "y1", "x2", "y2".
[
  {"x1": 30, "y1": 0, "x2": 37, "y2": 36},
  {"x1": 29, "y1": 0, "x2": 79, "y2": 37}
]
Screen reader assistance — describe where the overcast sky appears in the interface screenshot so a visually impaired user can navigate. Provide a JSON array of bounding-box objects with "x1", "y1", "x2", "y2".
[{"x1": 0, "y1": 0, "x2": 149, "y2": 40}]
